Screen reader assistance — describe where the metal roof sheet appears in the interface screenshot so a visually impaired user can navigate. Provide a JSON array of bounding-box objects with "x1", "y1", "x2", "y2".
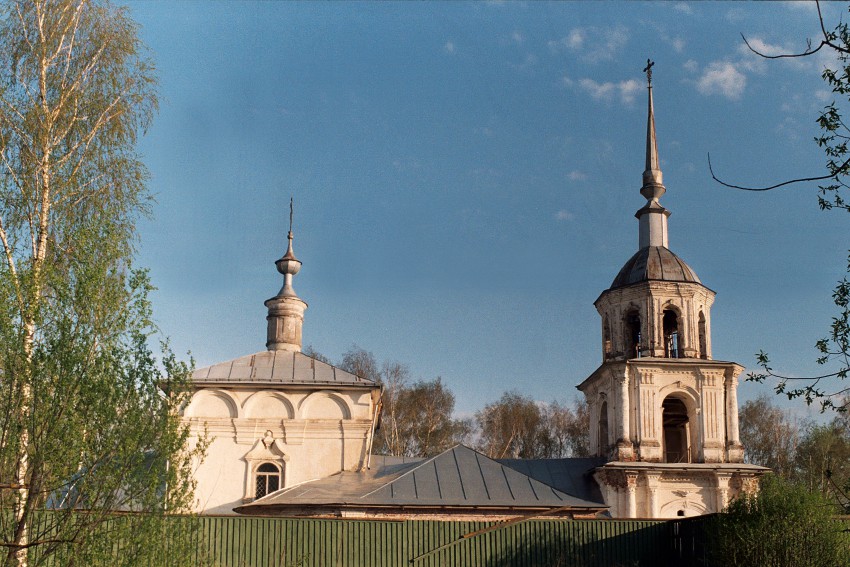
[
  {"x1": 610, "y1": 246, "x2": 701, "y2": 290},
  {"x1": 236, "y1": 445, "x2": 606, "y2": 514},
  {"x1": 497, "y1": 457, "x2": 607, "y2": 505},
  {"x1": 191, "y1": 350, "x2": 376, "y2": 387}
]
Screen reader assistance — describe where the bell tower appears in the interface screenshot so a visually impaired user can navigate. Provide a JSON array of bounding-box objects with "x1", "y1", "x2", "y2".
[{"x1": 578, "y1": 62, "x2": 765, "y2": 518}]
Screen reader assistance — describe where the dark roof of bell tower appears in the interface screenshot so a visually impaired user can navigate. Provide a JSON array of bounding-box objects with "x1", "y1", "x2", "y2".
[{"x1": 610, "y1": 245, "x2": 701, "y2": 290}]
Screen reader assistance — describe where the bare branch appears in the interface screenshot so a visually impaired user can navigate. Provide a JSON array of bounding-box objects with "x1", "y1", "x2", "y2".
[
  {"x1": 708, "y1": 152, "x2": 850, "y2": 191},
  {"x1": 742, "y1": 33, "x2": 828, "y2": 60}
]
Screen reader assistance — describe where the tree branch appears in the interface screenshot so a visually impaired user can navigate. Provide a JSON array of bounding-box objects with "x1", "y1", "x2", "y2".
[{"x1": 708, "y1": 152, "x2": 850, "y2": 191}]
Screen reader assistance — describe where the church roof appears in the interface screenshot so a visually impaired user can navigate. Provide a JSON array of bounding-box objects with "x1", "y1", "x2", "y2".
[
  {"x1": 497, "y1": 457, "x2": 606, "y2": 505},
  {"x1": 609, "y1": 245, "x2": 701, "y2": 290},
  {"x1": 234, "y1": 445, "x2": 606, "y2": 515},
  {"x1": 191, "y1": 350, "x2": 376, "y2": 388}
]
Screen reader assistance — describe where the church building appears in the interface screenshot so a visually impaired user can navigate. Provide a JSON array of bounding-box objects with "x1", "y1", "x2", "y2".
[
  {"x1": 182, "y1": 66, "x2": 765, "y2": 519},
  {"x1": 181, "y1": 220, "x2": 382, "y2": 515},
  {"x1": 577, "y1": 63, "x2": 766, "y2": 518}
]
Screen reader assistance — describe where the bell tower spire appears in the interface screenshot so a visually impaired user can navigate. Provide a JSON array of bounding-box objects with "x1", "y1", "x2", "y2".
[
  {"x1": 636, "y1": 59, "x2": 670, "y2": 250},
  {"x1": 264, "y1": 198, "x2": 308, "y2": 352}
]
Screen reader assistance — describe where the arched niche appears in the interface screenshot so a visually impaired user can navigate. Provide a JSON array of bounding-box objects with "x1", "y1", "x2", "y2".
[
  {"x1": 243, "y1": 391, "x2": 295, "y2": 420},
  {"x1": 662, "y1": 305, "x2": 682, "y2": 359},
  {"x1": 298, "y1": 392, "x2": 351, "y2": 420},
  {"x1": 623, "y1": 308, "x2": 642, "y2": 359},
  {"x1": 598, "y1": 398, "x2": 609, "y2": 457},
  {"x1": 184, "y1": 389, "x2": 238, "y2": 419},
  {"x1": 698, "y1": 311, "x2": 708, "y2": 359}
]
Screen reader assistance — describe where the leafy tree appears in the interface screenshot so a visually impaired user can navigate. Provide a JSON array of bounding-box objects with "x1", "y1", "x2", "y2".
[
  {"x1": 738, "y1": 395, "x2": 801, "y2": 478},
  {"x1": 377, "y1": 377, "x2": 471, "y2": 457},
  {"x1": 474, "y1": 392, "x2": 590, "y2": 459},
  {"x1": 708, "y1": 474, "x2": 849, "y2": 567},
  {"x1": 339, "y1": 345, "x2": 380, "y2": 383},
  {"x1": 794, "y1": 421, "x2": 850, "y2": 510},
  {"x1": 540, "y1": 399, "x2": 591, "y2": 458},
  {"x1": 476, "y1": 391, "x2": 546, "y2": 459},
  {"x1": 0, "y1": 1, "x2": 198, "y2": 565},
  {"x1": 338, "y1": 346, "x2": 469, "y2": 457}
]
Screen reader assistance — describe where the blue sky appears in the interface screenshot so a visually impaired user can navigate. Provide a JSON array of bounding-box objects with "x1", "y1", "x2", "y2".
[{"x1": 127, "y1": 1, "x2": 848, "y2": 418}]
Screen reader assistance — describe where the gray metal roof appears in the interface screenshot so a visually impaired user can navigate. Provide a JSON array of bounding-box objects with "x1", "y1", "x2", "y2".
[
  {"x1": 610, "y1": 246, "x2": 701, "y2": 290},
  {"x1": 191, "y1": 350, "x2": 376, "y2": 387},
  {"x1": 236, "y1": 445, "x2": 606, "y2": 515},
  {"x1": 497, "y1": 457, "x2": 606, "y2": 505}
]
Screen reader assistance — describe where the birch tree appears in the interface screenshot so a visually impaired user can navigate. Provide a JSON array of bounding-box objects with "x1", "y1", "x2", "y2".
[{"x1": 0, "y1": 1, "x2": 198, "y2": 565}]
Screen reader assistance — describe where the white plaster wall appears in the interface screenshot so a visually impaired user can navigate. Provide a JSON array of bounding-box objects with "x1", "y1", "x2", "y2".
[{"x1": 183, "y1": 386, "x2": 377, "y2": 515}]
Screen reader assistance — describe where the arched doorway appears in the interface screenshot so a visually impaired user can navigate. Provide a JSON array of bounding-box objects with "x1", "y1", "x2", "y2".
[{"x1": 662, "y1": 396, "x2": 691, "y2": 463}]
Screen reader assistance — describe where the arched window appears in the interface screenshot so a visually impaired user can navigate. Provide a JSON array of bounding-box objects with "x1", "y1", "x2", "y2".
[
  {"x1": 663, "y1": 309, "x2": 680, "y2": 358},
  {"x1": 662, "y1": 397, "x2": 690, "y2": 463},
  {"x1": 603, "y1": 318, "x2": 612, "y2": 359},
  {"x1": 698, "y1": 311, "x2": 707, "y2": 360},
  {"x1": 624, "y1": 310, "x2": 641, "y2": 359},
  {"x1": 255, "y1": 463, "x2": 281, "y2": 499},
  {"x1": 598, "y1": 400, "x2": 609, "y2": 457}
]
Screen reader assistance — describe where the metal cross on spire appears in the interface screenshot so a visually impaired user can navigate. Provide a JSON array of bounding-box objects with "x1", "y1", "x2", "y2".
[
  {"x1": 288, "y1": 197, "x2": 294, "y2": 236},
  {"x1": 643, "y1": 58, "x2": 654, "y2": 86}
]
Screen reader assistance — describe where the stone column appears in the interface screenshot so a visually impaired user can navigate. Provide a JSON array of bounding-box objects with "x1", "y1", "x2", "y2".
[
  {"x1": 645, "y1": 472, "x2": 660, "y2": 518},
  {"x1": 616, "y1": 370, "x2": 634, "y2": 460},
  {"x1": 717, "y1": 473, "x2": 732, "y2": 512},
  {"x1": 725, "y1": 372, "x2": 744, "y2": 462},
  {"x1": 625, "y1": 473, "x2": 638, "y2": 518}
]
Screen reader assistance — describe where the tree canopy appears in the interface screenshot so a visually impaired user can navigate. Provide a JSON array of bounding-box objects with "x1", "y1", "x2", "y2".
[{"x1": 0, "y1": 1, "x2": 198, "y2": 565}]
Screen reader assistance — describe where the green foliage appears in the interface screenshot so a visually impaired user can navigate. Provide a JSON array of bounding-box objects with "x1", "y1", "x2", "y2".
[
  {"x1": 708, "y1": 475, "x2": 850, "y2": 567},
  {"x1": 0, "y1": 0, "x2": 200, "y2": 564},
  {"x1": 738, "y1": 395, "x2": 800, "y2": 478}
]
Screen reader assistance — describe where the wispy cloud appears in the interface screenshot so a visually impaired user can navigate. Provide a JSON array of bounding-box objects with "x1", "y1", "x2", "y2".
[
  {"x1": 566, "y1": 77, "x2": 642, "y2": 104},
  {"x1": 443, "y1": 40, "x2": 456, "y2": 54},
  {"x1": 696, "y1": 61, "x2": 747, "y2": 99},
  {"x1": 673, "y1": 3, "x2": 693, "y2": 15},
  {"x1": 568, "y1": 170, "x2": 587, "y2": 181},
  {"x1": 548, "y1": 25, "x2": 629, "y2": 63},
  {"x1": 555, "y1": 210, "x2": 575, "y2": 222},
  {"x1": 511, "y1": 31, "x2": 524, "y2": 45}
]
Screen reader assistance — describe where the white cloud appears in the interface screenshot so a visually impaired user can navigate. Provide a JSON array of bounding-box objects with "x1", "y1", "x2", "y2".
[
  {"x1": 549, "y1": 25, "x2": 629, "y2": 63},
  {"x1": 567, "y1": 28, "x2": 585, "y2": 49},
  {"x1": 568, "y1": 170, "x2": 587, "y2": 181},
  {"x1": 784, "y1": 1, "x2": 817, "y2": 11},
  {"x1": 555, "y1": 210, "x2": 575, "y2": 222},
  {"x1": 673, "y1": 3, "x2": 693, "y2": 14},
  {"x1": 443, "y1": 40, "x2": 455, "y2": 54},
  {"x1": 683, "y1": 59, "x2": 699, "y2": 73},
  {"x1": 511, "y1": 31, "x2": 524, "y2": 45},
  {"x1": 696, "y1": 61, "x2": 747, "y2": 99},
  {"x1": 670, "y1": 37, "x2": 686, "y2": 53},
  {"x1": 814, "y1": 89, "x2": 832, "y2": 104},
  {"x1": 575, "y1": 78, "x2": 642, "y2": 104}
]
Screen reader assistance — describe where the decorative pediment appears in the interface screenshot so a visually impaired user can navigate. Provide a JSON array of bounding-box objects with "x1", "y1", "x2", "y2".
[{"x1": 243, "y1": 430, "x2": 290, "y2": 464}]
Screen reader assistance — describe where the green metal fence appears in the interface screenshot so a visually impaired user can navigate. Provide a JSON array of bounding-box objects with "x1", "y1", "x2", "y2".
[
  {"x1": 18, "y1": 511, "x2": 850, "y2": 566},
  {"x1": 189, "y1": 516, "x2": 672, "y2": 567}
]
